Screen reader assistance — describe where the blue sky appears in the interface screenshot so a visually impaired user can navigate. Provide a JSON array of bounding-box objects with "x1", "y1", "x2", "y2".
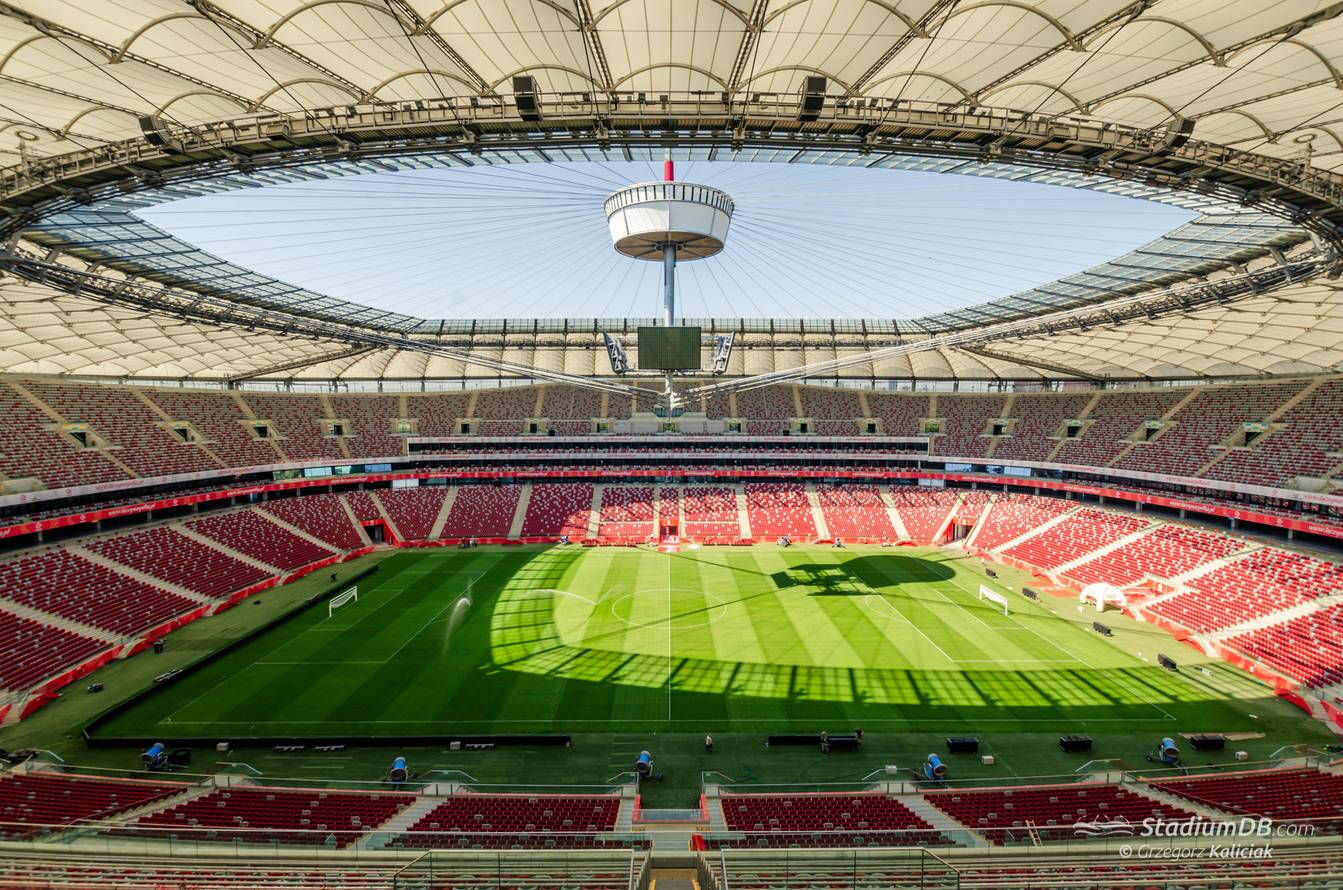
[{"x1": 136, "y1": 161, "x2": 1196, "y2": 320}]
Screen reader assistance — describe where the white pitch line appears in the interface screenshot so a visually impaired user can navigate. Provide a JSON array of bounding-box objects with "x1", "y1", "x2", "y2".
[{"x1": 863, "y1": 594, "x2": 958, "y2": 666}]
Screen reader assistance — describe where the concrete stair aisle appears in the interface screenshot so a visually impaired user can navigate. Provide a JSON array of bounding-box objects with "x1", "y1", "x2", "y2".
[
  {"x1": 588, "y1": 485, "x2": 604, "y2": 538},
  {"x1": 987, "y1": 504, "x2": 1081, "y2": 553},
  {"x1": 254, "y1": 507, "x2": 341, "y2": 554},
  {"x1": 367, "y1": 491, "x2": 404, "y2": 542},
  {"x1": 1167, "y1": 546, "x2": 1262, "y2": 586},
  {"x1": 961, "y1": 492, "x2": 998, "y2": 550},
  {"x1": 931, "y1": 491, "x2": 964, "y2": 544},
  {"x1": 337, "y1": 493, "x2": 375, "y2": 547},
  {"x1": 177, "y1": 524, "x2": 282, "y2": 575},
  {"x1": 897, "y1": 794, "x2": 989, "y2": 847},
  {"x1": 70, "y1": 544, "x2": 212, "y2": 605},
  {"x1": 1200, "y1": 589, "x2": 1343, "y2": 645},
  {"x1": 507, "y1": 484, "x2": 531, "y2": 538},
  {"x1": 804, "y1": 482, "x2": 830, "y2": 539},
  {"x1": 734, "y1": 485, "x2": 752, "y2": 539},
  {"x1": 615, "y1": 796, "x2": 637, "y2": 832},
  {"x1": 1126, "y1": 781, "x2": 1232, "y2": 822},
  {"x1": 878, "y1": 487, "x2": 912, "y2": 539},
  {"x1": 429, "y1": 487, "x2": 458, "y2": 540},
  {"x1": 0, "y1": 596, "x2": 119, "y2": 643},
  {"x1": 1052, "y1": 523, "x2": 1162, "y2": 577},
  {"x1": 355, "y1": 794, "x2": 444, "y2": 851}
]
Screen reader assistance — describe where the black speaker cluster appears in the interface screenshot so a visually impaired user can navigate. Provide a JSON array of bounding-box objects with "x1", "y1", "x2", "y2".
[
  {"x1": 1158, "y1": 654, "x2": 1179, "y2": 671},
  {"x1": 1022, "y1": 587, "x2": 1039, "y2": 600},
  {"x1": 1092, "y1": 621, "x2": 1113, "y2": 636},
  {"x1": 1190, "y1": 734, "x2": 1226, "y2": 752},
  {"x1": 1059, "y1": 735, "x2": 1093, "y2": 753},
  {"x1": 946, "y1": 737, "x2": 979, "y2": 754},
  {"x1": 513, "y1": 76, "x2": 542, "y2": 122}
]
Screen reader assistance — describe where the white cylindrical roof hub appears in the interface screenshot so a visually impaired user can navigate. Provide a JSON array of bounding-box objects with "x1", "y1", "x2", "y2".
[{"x1": 604, "y1": 181, "x2": 734, "y2": 261}]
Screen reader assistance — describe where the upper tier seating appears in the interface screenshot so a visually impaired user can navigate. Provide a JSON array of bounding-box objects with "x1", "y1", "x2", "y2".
[
  {"x1": 473, "y1": 387, "x2": 537, "y2": 436},
  {"x1": 25, "y1": 381, "x2": 221, "y2": 479},
  {"x1": 1151, "y1": 768, "x2": 1343, "y2": 833},
  {"x1": 1053, "y1": 389, "x2": 1187, "y2": 469},
  {"x1": 89, "y1": 526, "x2": 272, "y2": 598},
  {"x1": 1147, "y1": 548, "x2": 1343, "y2": 634},
  {"x1": 543, "y1": 385, "x2": 603, "y2": 435},
  {"x1": 1204, "y1": 379, "x2": 1343, "y2": 487},
  {"x1": 992, "y1": 393, "x2": 1092, "y2": 463},
  {"x1": 736, "y1": 387, "x2": 793, "y2": 436},
  {"x1": 597, "y1": 486, "x2": 655, "y2": 538},
  {"x1": 717, "y1": 793, "x2": 936, "y2": 848},
  {"x1": 145, "y1": 387, "x2": 279, "y2": 470},
  {"x1": 744, "y1": 483, "x2": 817, "y2": 538},
  {"x1": 866, "y1": 392, "x2": 930, "y2": 437},
  {"x1": 260, "y1": 494, "x2": 365, "y2": 551},
  {"x1": 683, "y1": 486, "x2": 741, "y2": 539},
  {"x1": 1113, "y1": 382, "x2": 1305, "y2": 479},
  {"x1": 329, "y1": 394, "x2": 403, "y2": 460},
  {"x1": 0, "y1": 612, "x2": 105, "y2": 692},
  {"x1": 0, "y1": 550, "x2": 198, "y2": 636},
  {"x1": 925, "y1": 782, "x2": 1190, "y2": 844},
  {"x1": 136, "y1": 786, "x2": 413, "y2": 847},
  {"x1": 1066, "y1": 524, "x2": 1243, "y2": 588},
  {"x1": 405, "y1": 392, "x2": 470, "y2": 437},
  {"x1": 1225, "y1": 605, "x2": 1343, "y2": 688},
  {"x1": 816, "y1": 485, "x2": 896, "y2": 539},
  {"x1": 521, "y1": 483, "x2": 594, "y2": 537},
  {"x1": 931, "y1": 394, "x2": 1005, "y2": 459},
  {"x1": 1001, "y1": 508, "x2": 1149, "y2": 571},
  {"x1": 440, "y1": 486, "x2": 520, "y2": 537},
  {"x1": 375, "y1": 487, "x2": 449, "y2": 541},
  {"x1": 0, "y1": 772, "x2": 186, "y2": 836},
  {"x1": 0, "y1": 383, "x2": 126, "y2": 489},
  {"x1": 187, "y1": 509, "x2": 334, "y2": 571},
  {"x1": 396, "y1": 794, "x2": 620, "y2": 849},
  {"x1": 797, "y1": 386, "x2": 862, "y2": 435},
  {"x1": 888, "y1": 488, "x2": 959, "y2": 544},
  {"x1": 971, "y1": 492, "x2": 1074, "y2": 551},
  {"x1": 241, "y1": 393, "x2": 345, "y2": 462}
]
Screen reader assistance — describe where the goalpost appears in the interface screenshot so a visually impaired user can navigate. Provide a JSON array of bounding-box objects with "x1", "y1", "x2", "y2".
[
  {"x1": 328, "y1": 586, "x2": 358, "y2": 618},
  {"x1": 978, "y1": 584, "x2": 1009, "y2": 616}
]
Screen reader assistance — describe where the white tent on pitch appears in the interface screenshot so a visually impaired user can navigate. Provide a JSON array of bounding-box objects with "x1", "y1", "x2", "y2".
[{"x1": 1080, "y1": 582, "x2": 1127, "y2": 612}]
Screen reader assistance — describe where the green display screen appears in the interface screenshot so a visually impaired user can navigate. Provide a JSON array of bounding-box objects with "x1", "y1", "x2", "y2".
[{"x1": 637, "y1": 326, "x2": 702, "y2": 370}]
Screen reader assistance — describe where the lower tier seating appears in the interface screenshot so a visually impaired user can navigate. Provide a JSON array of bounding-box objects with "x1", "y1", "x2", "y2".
[
  {"x1": 744, "y1": 483, "x2": 816, "y2": 538},
  {"x1": 1151, "y1": 768, "x2": 1343, "y2": 833},
  {"x1": 0, "y1": 771, "x2": 186, "y2": 836},
  {"x1": 88, "y1": 526, "x2": 272, "y2": 599},
  {"x1": 375, "y1": 487, "x2": 449, "y2": 541},
  {"x1": 925, "y1": 782, "x2": 1191, "y2": 844},
  {"x1": 440, "y1": 486, "x2": 520, "y2": 538},
  {"x1": 888, "y1": 488, "x2": 959, "y2": 543},
  {"x1": 136, "y1": 786, "x2": 414, "y2": 848},
  {"x1": 0, "y1": 612, "x2": 106, "y2": 692},
  {"x1": 970, "y1": 492, "x2": 1074, "y2": 551},
  {"x1": 395, "y1": 794, "x2": 621, "y2": 850},
  {"x1": 715, "y1": 792, "x2": 937, "y2": 848},
  {"x1": 816, "y1": 485, "x2": 896, "y2": 539},
  {"x1": 1001, "y1": 508, "x2": 1149, "y2": 571},
  {"x1": 1066, "y1": 524, "x2": 1243, "y2": 588},
  {"x1": 520, "y1": 483, "x2": 594, "y2": 537},
  {"x1": 187, "y1": 509, "x2": 334, "y2": 571},
  {"x1": 260, "y1": 494, "x2": 365, "y2": 551},
  {"x1": 597, "y1": 486, "x2": 655, "y2": 538},
  {"x1": 682, "y1": 486, "x2": 741, "y2": 539},
  {"x1": 1225, "y1": 606, "x2": 1343, "y2": 688},
  {"x1": 0, "y1": 550, "x2": 197, "y2": 636}
]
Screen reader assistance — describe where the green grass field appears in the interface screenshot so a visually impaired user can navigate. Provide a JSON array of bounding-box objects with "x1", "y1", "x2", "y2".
[{"x1": 94, "y1": 545, "x2": 1294, "y2": 741}]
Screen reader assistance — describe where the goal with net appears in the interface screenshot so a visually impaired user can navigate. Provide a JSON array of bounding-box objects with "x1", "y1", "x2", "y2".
[
  {"x1": 978, "y1": 584, "x2": 1009, "y2": 616},
  {"x1": 328, "y1": 586, "x2": 358, "y2": 618}
]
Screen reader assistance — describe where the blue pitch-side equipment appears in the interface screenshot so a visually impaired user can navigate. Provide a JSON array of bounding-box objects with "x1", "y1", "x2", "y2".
[
  {"x1": 141, "y1": 742, "x2": 167, "y2": 770},
  {"x1": 390, "y1": 756, "x2": 408, "y2": 783},
  {"x1": 635, "y1": 751, "x2": 653, "y2": 777},
  {"x1": 924, "y1": 753, "x2": 947, "y2": 780},
  {"x1": 1158, "y1": 738, "x2": 1180, "y2": 765}
]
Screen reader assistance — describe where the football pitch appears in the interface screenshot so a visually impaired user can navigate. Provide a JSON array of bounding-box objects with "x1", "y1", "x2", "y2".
[{"x1": 95, "y1": 545, "x2": 1274, "y2": 739}]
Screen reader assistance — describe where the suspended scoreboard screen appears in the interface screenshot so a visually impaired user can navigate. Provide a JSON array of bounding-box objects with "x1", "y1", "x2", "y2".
[{"x1": 637, "y1": 326, "x2": 702, "y2": 370}]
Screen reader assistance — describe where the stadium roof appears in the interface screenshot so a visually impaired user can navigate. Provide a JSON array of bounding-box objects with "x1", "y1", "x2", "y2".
[{"x1": 1, "y1": 0, "x2": 1343, "y2": 384}]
